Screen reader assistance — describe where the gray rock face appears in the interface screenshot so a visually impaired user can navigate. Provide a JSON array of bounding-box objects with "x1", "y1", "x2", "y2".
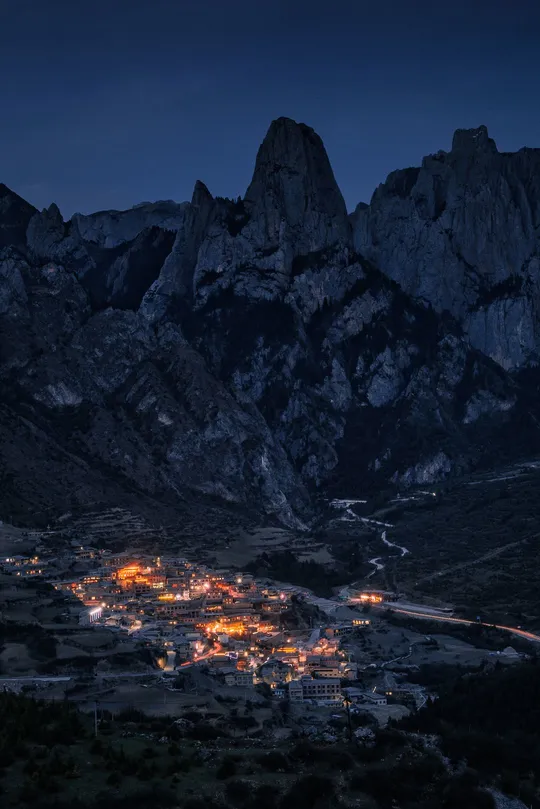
[
  {"x1": 72, "y1": 200, "x2": 186, "y2": 249},
  {"x1": 92, "y1": 227, "x2": 177, "y2": 310},
  {"x1": 0, "y1": 247, "x2": 90, "y2": 374},
  {"x1": 15, "y1": 304, "x2": 308, "y2": 527},
  {"x1": 244, "y1": 117, "x2": 349, "y2": 249},
  {"x1": 0, "y1": 248, "x2": 27, "y2": 316},
  {"x1": 353, "y1": 126, "x2": 540, "y2": 370},
  {"x1": 140, "y1": 181, "x2": 215, "y2": 321},
  {"x1": 26, "y1": 204, "x2": 91, "y2": 271},
  {"x1": 1, "y1": 117, "x2": 539, "y2": 530},
  {"x1": 187, "y1": 117, "x2": 351, "y2": 307},
  {"x1": 0, "y1": 248, "x2": 31, "y2": 371},
  {"x1": 395, "y1": 451, "x2": 453, "y2": 487},
  {"x1": 0, "y1": 185, "x2": 37, "y2": 249}
]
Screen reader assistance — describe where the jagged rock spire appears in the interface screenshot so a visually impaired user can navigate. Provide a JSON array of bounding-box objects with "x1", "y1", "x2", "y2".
[
  {"x1": 191, "y1": 180, "x2": 213, "y2": 207},
  {"x1": 244, "y1": 117, "x2": 349, "y2": 247},
  {"x1": 451, "y1": 125, "x2": 497, "y2": 155}
]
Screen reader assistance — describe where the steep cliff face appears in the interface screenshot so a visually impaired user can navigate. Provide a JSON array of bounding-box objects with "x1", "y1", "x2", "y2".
[
  {"x1": 353, "y1": 126, "x2": 540, "y2": 370},
  {"x1": 167, "y1": 117, "x2": 351, "y2": 308},
  {"x1": 0, "y1": 119, "x2": 539, "y2": 531},
  {"x1": 0, "y1": 185, "x2": 36, "y2": 250}
]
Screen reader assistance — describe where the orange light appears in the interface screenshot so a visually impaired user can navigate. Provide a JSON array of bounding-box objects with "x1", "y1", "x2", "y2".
[{"x1": 117, "y1": 563, "x2": 141, "y2": 580}]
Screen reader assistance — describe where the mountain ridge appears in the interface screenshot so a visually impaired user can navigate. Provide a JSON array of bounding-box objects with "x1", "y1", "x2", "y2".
[
  {"x1": 1, "y1": 117, "x2": 539, "y2": 533},
  {"x1": 354, "y1": 123, "x2": 540, "y2": 370}
]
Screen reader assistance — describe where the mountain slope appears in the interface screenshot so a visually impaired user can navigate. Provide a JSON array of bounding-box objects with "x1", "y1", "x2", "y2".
[{"x1": 1, "y1": 119, "x2": 539, "y2": 532}]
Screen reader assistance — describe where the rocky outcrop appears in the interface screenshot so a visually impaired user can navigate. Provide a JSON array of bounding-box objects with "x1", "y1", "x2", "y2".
[
  {"x1": 189, "y1": 118, "x2": 350, "y2": 306},
  {"x1": 0, "y1": 185, "x2": 36, "y2": 250},
  {"x1": 140, "y1": 181, "x2": 216, "y2": 321},
  {"x1": 27, "y1": 203, "x2": 95, "y2": 277},
  {"x1": 72, "y1": 200, "x2": 186, "y2": 249},
  {"x1": 353, "y1": 125, "x2": 540, "y2": 370},
  {"x1": 1, "y1": 118, "x2": 540, "y2": 531},
  {"x1": 244, "y1": 117, "x2": 349, "y2": 249},
  {"x1": 87, "y1": 227, "x2": 177, "y2": 310},
  {"x1": 0, "y1": 249, "x2": 31, "y2": 371}
]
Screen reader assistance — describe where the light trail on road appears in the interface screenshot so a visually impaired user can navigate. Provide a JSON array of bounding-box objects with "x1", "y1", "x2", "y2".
[
  {"x1": 379, "y1": 606, "x2": 540, "y2": 643},
  {"x1": 288, "y1": 583, "x2": 540, "y2": 645},
  {"x1": 179, "y1": 644, "x2": 223, "y2": 669}
]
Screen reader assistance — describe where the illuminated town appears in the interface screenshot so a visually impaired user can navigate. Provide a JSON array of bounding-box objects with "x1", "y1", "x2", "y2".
[
  {"x1": 2, "y1": 540, "x2": 526, "y2": 725},
  {"x1": 1, "y1": 545, "x2": 388, "y2": 705}
]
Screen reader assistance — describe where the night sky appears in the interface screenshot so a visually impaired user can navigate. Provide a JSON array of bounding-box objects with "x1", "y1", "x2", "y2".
[{"x1": 1, "y1": 0, "x2": 539, "y2": 216}]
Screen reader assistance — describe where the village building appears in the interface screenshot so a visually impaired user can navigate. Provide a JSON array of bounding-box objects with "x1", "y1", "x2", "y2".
[{"x1": 289, "y1": 675, "x2": 342, "y2": 702}]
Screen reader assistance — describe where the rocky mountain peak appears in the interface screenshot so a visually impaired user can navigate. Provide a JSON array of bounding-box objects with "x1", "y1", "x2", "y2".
[
  {"x1": 45, "y1": 202, "x2": 63, "y2": 220},
  {"x1": 353, "y1": 125, "x2": 540, "y2": 370},
  {"x1": 191, "y1": 180, "x2": 213, "y2": 207},
  {"x1": 451, "y1": 125, "x2": 497, "y2": 155},
  {"x1": 0, "y1": 184, "x2": 37, "y2": 249},
  {"x1": 2, "y1": 119, "x2": 540, "y2": 533},
  {"x1": 243, "y1": 117, "x2": 349, "y2": 246},
  {"x1": 26, "y1": 202, "x2": 69, "y2": 260}
]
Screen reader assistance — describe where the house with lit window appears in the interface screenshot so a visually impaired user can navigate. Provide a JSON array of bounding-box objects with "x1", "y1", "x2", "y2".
[{"x1": 288, "y1": 675, "x2": 341, "y2": 702}]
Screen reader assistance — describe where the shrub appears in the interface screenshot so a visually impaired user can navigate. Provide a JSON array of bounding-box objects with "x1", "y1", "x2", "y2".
[
  {"x1": 349, "y1": 772, "x2": 366, "y2": 791},
  {"x1": 176, "y1": 757, "x2": 193, "y2": 773},
  {"x1": 188, "y1": 723, "x2": 224, "y2": 741},
  {"x1": 444, "y1": 783, "x2": 495, "y2": 809},
  {"x1": 106, "y1": 770, "x2": 122, "y2": 786},
  {"x1": 93, "y1": 787, "x2": 177, "y2": 809},
  {"x1": 184, "y1": 799, "x2": 229, "y2": 809},
  {"x1": 313, "y1": 746, "x2": 354, "y2": 771},
  {"x1": 116, "y1": 707, "x2": 147, "y2": 723},
  {"x1": 280, "y1": 775, "x2": 335, "y2": 809},
  {"x1": 248, "y1": 784, "x2": 277, "y2": 809},
  {"x1": 216, "y1": 756, "x2": 237, "y2": 779},
  {"x1": 289, "y1": 740, "x2": 316, "y2": 763},
  {"x1": 136, "y1": 762, "x2": 153, "y2": 781},
  {"x1": 257, "y1": 750, "x2": 290, "y2": 772},
  {"x1": 225, "y1": 779, "x2": 251, "y2": 805},
  {"x1": 18, "y1": 781, "x2": 39, "y2": 803},
  {"x1": 23, "y1": 757, "x2": 38, "y2": 775},
  {"x1": 89, "y1": 739, "x2": 103, "y2": 755}
]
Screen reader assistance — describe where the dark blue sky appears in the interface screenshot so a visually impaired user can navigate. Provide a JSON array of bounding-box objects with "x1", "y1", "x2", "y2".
[{"x1": 1, "y1": 0, "x2": 539, "y2": 216}]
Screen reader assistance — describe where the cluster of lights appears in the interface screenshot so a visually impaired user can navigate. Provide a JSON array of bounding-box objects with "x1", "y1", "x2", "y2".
[
  {"x1": 352, "y1": 593, "x2": 383, "y2": 604},
  {"x1": 116, "y1": 563, "x2": 141, "y2": 580},
  {"x1": 204, "y1": 620, "x2": 247, "y2": 636},
  {"x1": 52, "y1": 557, "x2": 297, "y2": 677}
]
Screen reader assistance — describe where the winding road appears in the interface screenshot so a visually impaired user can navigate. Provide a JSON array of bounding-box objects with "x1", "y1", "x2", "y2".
[
  {"x1": 367, "y1": 530, "x2": 410, "y2": 577},
  {"x1": 320, "y1": 498, "x2": 540, "y2": 647},
  {"x1": 381, "y1": 530, "x2": 409, "y2": 557},
  {"x1": 367, "y1": 557, "x2": 384, "y2": 578}
]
